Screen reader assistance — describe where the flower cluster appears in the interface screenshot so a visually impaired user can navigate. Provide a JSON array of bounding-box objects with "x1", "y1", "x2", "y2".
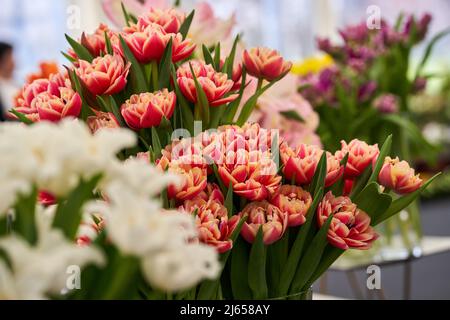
[{"x1": 153, "y1": 123, "x2": 424, "y2": 253}]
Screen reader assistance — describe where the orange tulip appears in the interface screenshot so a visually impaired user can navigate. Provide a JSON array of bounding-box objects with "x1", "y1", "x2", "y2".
[
  {"x1": 378, "y1": 157, "x2": 422, "y2": 194},
  {"x1": 243, "y1": 47, "x2": 292, "y2": 81},
  {"x1": 271, "y1": 185, "x2": 312, "y2": 227}
]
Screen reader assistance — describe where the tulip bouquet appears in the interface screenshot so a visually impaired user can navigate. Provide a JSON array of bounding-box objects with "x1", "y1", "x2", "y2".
[
  {"x1": 4, "y1": 2, "x2": 439, "y2": 301},
  {"x1": 142, "y1": 122, "x2": 438, "y2": 300}
]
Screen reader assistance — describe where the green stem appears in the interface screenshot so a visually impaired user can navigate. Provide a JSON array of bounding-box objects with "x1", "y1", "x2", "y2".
[
  {"x1": 101, "y1": 253, "x2": 139, "y2": 299},
  {"x1": 151, "y1": 60, "x2": 159, "y2": 91}
]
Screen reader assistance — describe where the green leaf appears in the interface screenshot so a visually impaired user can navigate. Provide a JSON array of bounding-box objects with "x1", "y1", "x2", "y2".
[
  {"x1": 65, "y1": 34, "x2": 93, "y2": 62},
  {"x1": 121, "y1": 2, "x2": 132, "y2": 27},
  {"x1": 179, "y1": 10, "x2": 195, "y2": 39},
  {"x1": 202, "y1": 45, "x2": 214, "y2": 66},
  {"x1": 213, "y1": 42, "x2": 221, "y2": 71},
  {"x1": 280, "y1": 110, "x2": 304, "y2": 123},
  {"x1": 108, "y1": 96, "x2": 126, "y2": 127},
  {"x1": 212, "y1": 162, "x2": 227, "y2": 194},
  {"x1": 353, "y1": 182, "x2": 392, "y2": 224},
  {"x1": 224, "y1": 69, "x2": 247, "y2": 124},
  {"x1": 151, "y1": 127, "x2": 162, "y2": 159},
  {"x1": 189, "y1": 62, "x2": 210, "y2": 125},
  {"x1": 13, "y1": 187, "x2": 38, "y2": 244},
  {"x1": 374, "y1": 173, "x2": 441, "y2": 225},
  {"x1": 67, "y1": 69, "x2": 95, "y2": 120},
  {"x1": 247, "y1": 227, "x2": 268, "y2": 299},
  {"x1": 158, "y1": 38, "x2": 173, "y2": 90},
  {"x1": 368, "y1": 134, "x2": 392, "y2": 184},
  {"x1": 290, "y1": 214, "x2": 333, "y2": 293},
  {"x1": 225, "y1": 183, "x2": 234, "y2": 217},
  {"x1": 52, "y1": 174, "x2": 102, "y2": 240},
  {"x1": 415, "y1": 27, "x2": 450, "y2": 78},
  {"x1": 230, "y1": 237, "x2": 252, "y2": 299},
  {"x1": 170, "y1": 65, "x2": 194, "y2": 134},
  {"x1": 61, "y1": 51, "x2": 77, "y2": 63},
  {"x1": 104, "y1": 31, "x2": 113, "y2": 55},
  {"x1": 267, "y1": 231, "x2": 289, "y2": 296},
  {"x1": 303, "y1": 245, "x2": 344, "y2": 288},
  {"x1": 276, "y1": 187, "x2": 324, "y2": 296},
  {"x1": 225, "y1": 34, "x2": 240, "y2": 78},
  {"x1": 309, "y1": 152, "x2": 327, "y2": 196},
  {"x1": 350, "y1": 164, "x2": 373, "y2": 200},
  {"x1": 9, "y1": 110, "x2": 33, "y2": 125},
  {"x1": 119, "y1": 35, "x2": 147, "y2": 93}
]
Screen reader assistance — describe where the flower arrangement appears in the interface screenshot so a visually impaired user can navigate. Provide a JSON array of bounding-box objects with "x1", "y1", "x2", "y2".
[{"x1": 2, "y1": 3, "x2": 440, "y2": 300}]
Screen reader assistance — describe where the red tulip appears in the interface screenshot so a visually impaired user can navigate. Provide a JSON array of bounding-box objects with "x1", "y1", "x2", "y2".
[
  {"x1": 177, "y1": 60, "x2": 238, "y2": 107},
  {"x1": 38, "y1": 191, "x2": 56, "y2": 206},
  {"x1": 76, "y1": 54, "x2": 130, "y2": 96},
  {"x1": 240, "y1": 200, "x2": 288, "y2": 245},
  {"x1": 121, "y1": 89, "x2": 176, "y2": 130},
  {"x1": 281, "y1": 143, "x2": 322, "y2": 185},
  {"x1": 271, "y1": 185, "x2": 312, "y2": 227},
  {"x1": 317, "y1": 191, "x2": 378, "y2": 250},
  {"x1": 243, "y1": 47, "x2": 292, "y2": 81},
  {"x1": 335, "y1": 139, "x2": 379, "y2": 178},
  {"x1": 34, "y1": 87, "x2": 82, "y2": 122},
  {"x1": 80, "y1": 24, "x2": 121, "y2": 57},
  {"x1": 378, "y1": 157, "x2": 422, "y2": 194}
]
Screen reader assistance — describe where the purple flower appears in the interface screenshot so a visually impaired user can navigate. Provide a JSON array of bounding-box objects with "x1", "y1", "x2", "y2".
[{"x1": 373, "y1": 94, "x2": 399, "y2": 113}]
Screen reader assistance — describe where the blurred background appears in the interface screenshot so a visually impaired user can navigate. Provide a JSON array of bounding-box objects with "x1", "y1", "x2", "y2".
[
  {"x1": 1, "y1": 0, "x2": 450, "y2": 82},
  {"x1": 0, "y1": 0, "x2": 449, "y2": 299}
]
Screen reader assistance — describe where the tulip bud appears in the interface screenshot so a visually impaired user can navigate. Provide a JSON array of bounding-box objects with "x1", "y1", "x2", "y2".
[
  {"x1": 378, "y1": 157, "x2": 422, "y2": 194},
  {"x1": 121, "y1": 90, "x2": 176, "y2": 130},
  {"x1": 270, "y1": 185, "x2": 312, "y2": 227},
  {"x1": 242, "y1": 47, "x2": 292, "y2": 81},
  {"x1": 240, "y1": 200, "x2": 288, "y2": 245},
  {"x1": 317, "y1": 191, "x2": 378, "y2": 250}
]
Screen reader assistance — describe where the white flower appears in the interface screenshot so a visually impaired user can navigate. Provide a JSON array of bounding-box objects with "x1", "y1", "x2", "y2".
[
  {"x1": 101, "y1": 158, "x2": 180, "y2": 200},
  {"x1": 0, "y1": 229, "x2": 104, "y2": 299},
  {"x1": 141, "y1": 243, "x2": 220, "y2": 292}
]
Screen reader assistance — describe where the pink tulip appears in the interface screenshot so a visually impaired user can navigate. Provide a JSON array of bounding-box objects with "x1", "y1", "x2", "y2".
[
  {"x1": 13, "y1": 73, "x2": 81, "y2": 122},
  {"x1": 123, "y1": 23, "x2": 195, "y2": 63},
  {"x1": 167, "y1": 165, "x2": 207, "y2": 201},
  {"x1": 121, "y1": 89, "x2": 176, "y2": 130},
  {"x1": 80, "y1": 24, "x2": 122, "y2": 57},
  {"x1": 137, "y1": 7, "x2": 185, "y2": 33},
  {"x1": 281, "y1": 143, "x2": 322, "y2": 185},
  {"x1": 177, "y1": 60, "x2": 238, "y2": 107},
  {"x1": 243, "y1": 47, "x2": 292, "y2": 81},
  {"x1": 34, "y1": 88, "x2": 82, "y2": 122},
  {"x1": 335, "y1": 139, "x2": 379, "y2": 178},
  {"x1": 378, "y1": 157, "x2": 422, "y2": 194},
  {"x1": 76, "y1": 54, "x2": 130, "y2": 96},
  {"x1": 240, "y1": 200, "x2": 288, "y2": 245},
  {"x1": 87, "y1": 110, "x2": 120, "y2": 133},
  {"x1": 271, "y1": 185, "x2": 312, "y2": 227},
  {"x1": 218, "y1": 149, "x2": 281, "y2": 201},
  {"x1": 317, "y1": 191, "x2": 378, "y2": 250},
  {"x1": 182, "y1": 193, "x2": 238, "y2": 253}
]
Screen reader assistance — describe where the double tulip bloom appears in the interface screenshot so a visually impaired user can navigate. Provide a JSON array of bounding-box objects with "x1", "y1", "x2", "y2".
[
  {"x1": 176, "y1": 60, "x2": 238, "y2": 107},
  {"x1": 182, "y1": 184, "x2": 239, "y2": 253},
  {"x1": 87, "y1": 110, "x2": 119, "y2": 133},
  {"x1": 137, "y1": 8, "x2": 185, "y2": 34},
  {"x1": 317, "y1": 191, "x2": 378, "y2": 250},
  {"x1": 335, "y1": 139, "x2": 379, "y2": 178},
  {"x1": 122, "y1": 22, "x2": 195, "y2": 64},
  {"x1": 271, "y1": 185, "x2": 312, "y2": 227},
  {"x1": 166, "y1": 164, "x2": 207, "y2": 202},
  {"x1": 76, "y1": 54, "x2": 130, "y2": 96},
  {"x1": 80, "y1": 24, "x2": 122, "y2": 58},
  {"x1": 378, "y1": 157, "x2": 422, "y2": 194},
  {"x1": 243, "y1": 47, "x2": 292, "y2": 81},
  {"x1": 121, "y1": 89, "x2": 176, "y2": 130},
  {"x1": 240, "y1": 201, "x2": 288, "y2": 245},
  {"x1": 13, "y1": 73, "x2": 81, "y2": 122},
  {"x1": 281, "y1": 143, "x2": 343, "y2": 187}
]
